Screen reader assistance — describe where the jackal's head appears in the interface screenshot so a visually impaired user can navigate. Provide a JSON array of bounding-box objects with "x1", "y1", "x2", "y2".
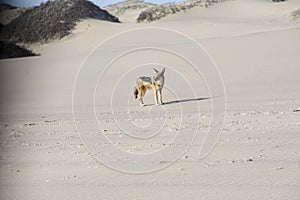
[{"x1": 153, "y1": 68, "x2": 165, "y2": 87}]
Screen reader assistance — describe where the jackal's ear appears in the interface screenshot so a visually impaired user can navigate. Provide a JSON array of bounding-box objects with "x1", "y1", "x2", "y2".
[
  {"x1": 153, "y1": 68, "x2": 159, "y2": 74},
  {"x1": 160, "y1": 68, "x2": 166, "y2": 74}
]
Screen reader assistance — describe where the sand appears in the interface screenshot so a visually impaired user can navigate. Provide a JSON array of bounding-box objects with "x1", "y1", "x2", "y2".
[{"x1": 0, "y1": 0, "x2": 300, "y2": 199}]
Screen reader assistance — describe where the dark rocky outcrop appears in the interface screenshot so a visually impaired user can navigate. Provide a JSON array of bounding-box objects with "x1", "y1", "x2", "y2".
[
  {"x1": 0, "y1": 0, "x2": 119, "y2": 43},
  {"x1": 0, "y1": 40, "x2": 38, "y2": 59}
]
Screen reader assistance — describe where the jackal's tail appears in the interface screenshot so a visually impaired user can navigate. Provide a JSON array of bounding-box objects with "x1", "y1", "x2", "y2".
[{"x1": 133, "y1": 87, "x2": 138, "y2": 99}]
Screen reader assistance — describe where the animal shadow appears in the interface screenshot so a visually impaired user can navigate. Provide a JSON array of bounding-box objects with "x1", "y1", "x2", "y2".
[{"x1": 163, "y1": 97, "x2": 210, "y2": 105}]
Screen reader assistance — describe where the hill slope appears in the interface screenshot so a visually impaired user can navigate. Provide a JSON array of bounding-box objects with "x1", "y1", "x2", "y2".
[
  {"x1": 0, "y1": 0, "x2": 119, "y2": 43},
  {"x1": 0, "y1": 3, "x2": 27, "y2": 25}
]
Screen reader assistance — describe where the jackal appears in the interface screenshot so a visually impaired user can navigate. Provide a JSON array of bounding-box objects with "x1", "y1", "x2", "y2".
[{"x1": 133, "y1": 68, "x2": 165, "y2": 107}]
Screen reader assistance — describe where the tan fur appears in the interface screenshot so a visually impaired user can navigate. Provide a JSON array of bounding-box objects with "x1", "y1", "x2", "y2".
[{"x1": 133, "y1": 68, "x2": 165, "y2": 107}]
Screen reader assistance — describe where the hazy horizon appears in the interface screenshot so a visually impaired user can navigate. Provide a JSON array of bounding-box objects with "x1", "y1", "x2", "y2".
[{"x1": 0, "y1": 0, "x2": 183, "y2": 7}]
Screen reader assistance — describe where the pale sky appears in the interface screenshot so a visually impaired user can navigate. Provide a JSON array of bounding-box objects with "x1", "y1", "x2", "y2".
[{"x1": 0, "y1": 0, "x2": 183, "y2": 7}]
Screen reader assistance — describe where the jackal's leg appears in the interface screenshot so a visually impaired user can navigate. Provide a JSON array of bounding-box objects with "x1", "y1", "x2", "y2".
[
  {"x1": 158, "y1": 89, "x2": 163, "y2": 104},
  {"x1": 138, "y1": 89, "x2": 145, "y2": 107},
  {"x1": 154, "y1": 89, "x2": 159, "y2": 105}
]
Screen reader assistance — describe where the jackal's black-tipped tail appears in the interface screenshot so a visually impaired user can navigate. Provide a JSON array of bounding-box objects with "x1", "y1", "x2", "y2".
[{"x1": 133, "y1": 87, "x2": 138, "y2": 99}]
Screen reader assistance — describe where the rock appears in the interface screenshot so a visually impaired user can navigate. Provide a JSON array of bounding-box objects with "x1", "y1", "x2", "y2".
[
  {"x1": 275, "y1": 166, "x2": 284, "y2": 170},
  {"x1": 293, "y1": 107, "x2": 300, "y2": 112}
]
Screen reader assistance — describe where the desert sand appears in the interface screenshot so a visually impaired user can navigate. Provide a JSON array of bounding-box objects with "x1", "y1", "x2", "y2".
[{"x1": 0, "y1": 0, "x2": 300, "y2": 199}]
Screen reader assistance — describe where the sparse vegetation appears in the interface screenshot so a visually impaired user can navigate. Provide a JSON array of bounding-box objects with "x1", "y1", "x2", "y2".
[
  {"x1": 104, "y1": 0, "x2": 155, "y2": 17},
  {"x1": 137, "y1": 0, "x2": 226, "y2": 23}
]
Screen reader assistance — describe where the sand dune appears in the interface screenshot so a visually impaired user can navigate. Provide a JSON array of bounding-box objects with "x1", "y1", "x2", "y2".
[
  {"x1": 104, "y1": 0, "x2": 155, "y2": 22},
  {"x1": 0, "y1": 0, "x2": 300, "y2": 199}
]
